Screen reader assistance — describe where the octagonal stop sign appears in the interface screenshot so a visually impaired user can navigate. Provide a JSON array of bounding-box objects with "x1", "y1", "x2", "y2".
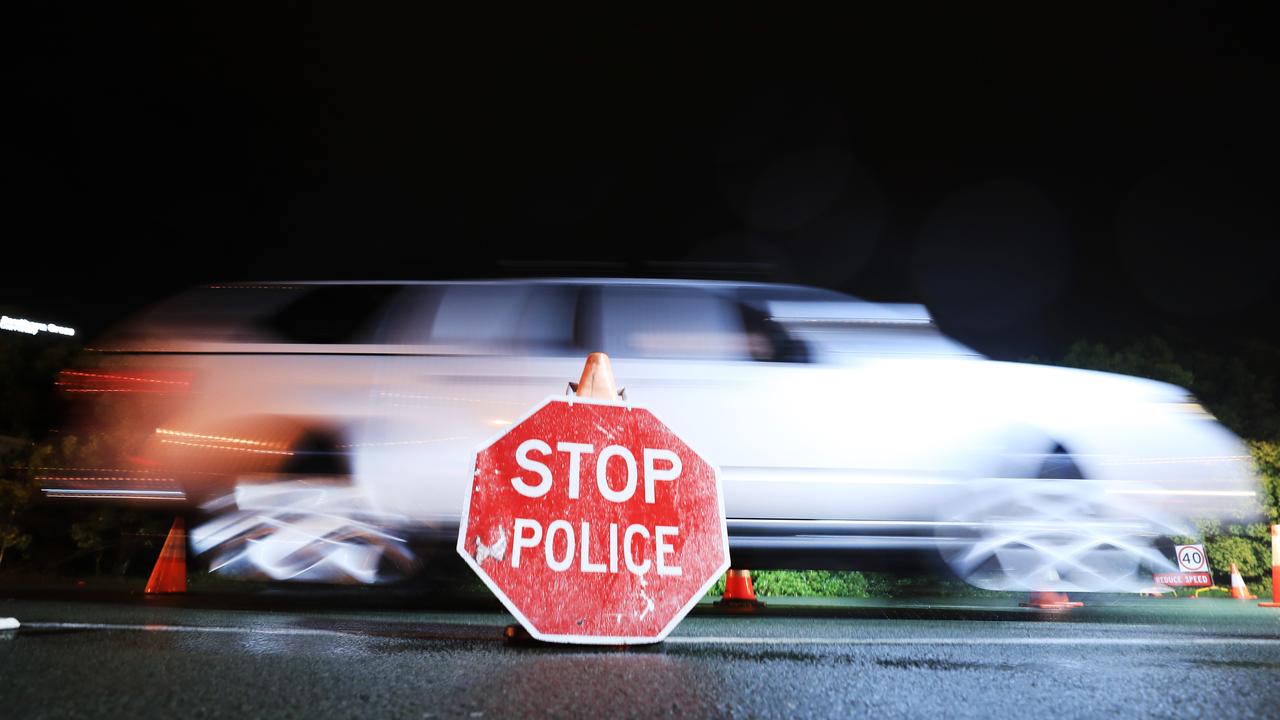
[{"x1": 457, "y1": 391, "x2": 729, "y2": 644}]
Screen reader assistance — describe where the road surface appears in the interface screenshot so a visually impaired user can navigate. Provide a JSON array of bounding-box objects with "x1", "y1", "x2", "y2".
[{"x1": 3, "y1": 594, "x2": 1280, "y2": 718}]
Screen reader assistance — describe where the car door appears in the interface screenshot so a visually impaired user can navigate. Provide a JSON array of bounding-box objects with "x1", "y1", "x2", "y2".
[
  {"x1": 587, "y1": 283, "x2": 980, "y2": 524},
  {"x1": 351, "y1": 282, "x2": 594, "y2": 525}
]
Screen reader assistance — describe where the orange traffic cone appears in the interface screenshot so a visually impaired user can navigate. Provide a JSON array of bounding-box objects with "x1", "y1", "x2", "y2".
[
  {"x1": 1229, "y1": 562, "x2": 1256, "y2": 600},
  {"x1": 145, "y1": 517, "x2": 187, "y2": 594},
  {"x1": 1260, "y1": 525, "x2": 1280, "y2": 608},
  {"x1": 715, "y1": 569, "x2": 766, "y2": 611},
  {"x1": 574, "y1": 352, "x2": 620, "y2": 400},
  {"x1": 1020, "y1": 568, "x2": 1083, "y2": 610},
  {"x1": 1021, "y1": 591, "x2": 1084, "y2": 610}
]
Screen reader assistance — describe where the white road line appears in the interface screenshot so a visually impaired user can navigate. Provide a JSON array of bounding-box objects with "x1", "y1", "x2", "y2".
[
  {"x1": 663, "y1": 636, "x2": 1280, "y2": 646},
  {"x1": 19, "y1": 622, "x2": 1280, "y2": 646},
  {"x1": 24, "y1": 622, "x2": 353, "y2": 638}
]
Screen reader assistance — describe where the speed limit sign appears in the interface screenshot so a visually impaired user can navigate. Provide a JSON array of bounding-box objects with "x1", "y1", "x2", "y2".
[{"x1": 1175, "y1": 544, "x2": 1209, "y2": 573}]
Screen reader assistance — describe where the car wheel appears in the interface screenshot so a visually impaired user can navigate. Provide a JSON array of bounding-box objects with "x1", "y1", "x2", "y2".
[
  {"x1": 938, "y1": 448, "x2": 1183, "y2": 592},
  {"x1": 189, "y1": 429, "x2": 419, "y2": 585},
  {"x1": 191, "y1": 480, "x2": 419, "y2": 585}
]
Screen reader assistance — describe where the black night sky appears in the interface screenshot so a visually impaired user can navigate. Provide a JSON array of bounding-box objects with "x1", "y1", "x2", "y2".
[{"x1": 4, "y1": 4, "x2": 1277, "y2": 359}]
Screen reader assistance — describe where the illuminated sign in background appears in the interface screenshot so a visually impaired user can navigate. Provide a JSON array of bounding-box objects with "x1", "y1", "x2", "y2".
[{"x1": 1, "y1": 315, "x2": 76, "y2": 337}]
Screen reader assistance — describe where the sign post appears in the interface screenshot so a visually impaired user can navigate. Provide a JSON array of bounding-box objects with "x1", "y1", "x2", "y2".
[{"x1": 457, "y1": 353, "x2": 730, "y2": 644}]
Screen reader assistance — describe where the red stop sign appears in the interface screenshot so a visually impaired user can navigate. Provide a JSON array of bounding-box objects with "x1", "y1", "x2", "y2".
[{"x1": 457, "y1": 395, "x2": 729, "y2": 644}]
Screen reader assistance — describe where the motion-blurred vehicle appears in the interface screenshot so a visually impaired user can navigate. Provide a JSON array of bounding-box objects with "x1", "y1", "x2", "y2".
[{"x1": 53, "y1": 279, "x2": 1260, "y2": 591}]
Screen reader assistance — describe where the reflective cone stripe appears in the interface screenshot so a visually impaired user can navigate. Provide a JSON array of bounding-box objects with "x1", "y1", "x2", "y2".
[
  {"x1": 145, "y1": 517, "x2": 187, "y2": 594},
  {"x1": 714, "y1": 568, "x2": 766, "y2": 610},
  {"x1": 1228, "y1": 562, "x2": 1255, "y2": 600},
  {"x1": 722, "y1": 569, "x2": 758, "y2": 602},
  {"x1": 1261, "y1": 526, "x2": 1280, "y2": 608}
]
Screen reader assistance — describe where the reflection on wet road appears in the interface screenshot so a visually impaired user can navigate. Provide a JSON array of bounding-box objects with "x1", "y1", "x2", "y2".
[{"x1": 3, "y1": 597, "x2": 1280, "y2": 718}]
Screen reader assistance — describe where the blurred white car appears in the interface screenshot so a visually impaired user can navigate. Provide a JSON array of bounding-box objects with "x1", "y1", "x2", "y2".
[{"x1": 56, "y1": 279, "x2": 1261, "y2": 591}]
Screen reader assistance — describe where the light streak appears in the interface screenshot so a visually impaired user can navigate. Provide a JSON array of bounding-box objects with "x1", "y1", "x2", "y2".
[
  {"x1": 1104, "y1": 488, "x2": 1257, "y2": 497},
  {"x1": 64, "y1": 371, "x2": 188, "y2": 386},
  {"x1": 35, "y1": 476, "x2": 177, "y2": 482},
  {"x1": 42, "y1": 488, "x2": 186, "y2": 500},
  {"x1": 155, "y1": 428, "x2": 284, "y2": 447},
  {"x1": 158, "y1": 439, "x2": 293, "y2": 455},
  {"x1": 336, "y1": 436, "x2": 468, "y2": 448}
]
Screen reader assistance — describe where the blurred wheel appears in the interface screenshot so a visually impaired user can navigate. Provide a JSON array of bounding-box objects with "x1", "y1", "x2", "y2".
[
  {"x1": 939, "y1": 450, "x2": 1182, "y2": 592},
  {"x1": 191, "y1": 480, "x2": 419, "y2": 585}
]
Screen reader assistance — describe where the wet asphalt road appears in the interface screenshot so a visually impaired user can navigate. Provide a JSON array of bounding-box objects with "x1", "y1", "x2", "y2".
[{"x1": 3, "y1": 595, "x2": 1280, "y2": 719}]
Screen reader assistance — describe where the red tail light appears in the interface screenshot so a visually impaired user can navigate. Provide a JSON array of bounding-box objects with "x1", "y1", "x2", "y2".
[{"x1": 57, "y1": 368, "x2": 193, "y2": 394}]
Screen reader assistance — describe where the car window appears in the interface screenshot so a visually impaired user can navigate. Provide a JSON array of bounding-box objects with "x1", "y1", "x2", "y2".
[
  {"x1": 262, "y1": 285, "x2": 403, "y2": 344},
  {"x1": 107, "y1": 285, "x2": 306, "y2": 344},
  {"x1": 596, "y1": 286, "x2": 751, "y2": 360},
  {"x1": 739, "y1": 301, "x2": 811, "y2": 362},
  {"x1": 743, "y1": 289, "x2": 980, "y2": 358},
  {"x1": 796, "y1": 323, "x2": 979, "y2": 357},
  {"x1": 387, "y1": 283, "x2": 582, "y2": 354}
]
